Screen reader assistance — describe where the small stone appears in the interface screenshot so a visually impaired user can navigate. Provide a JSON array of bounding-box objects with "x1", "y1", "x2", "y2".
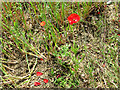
[
  {"x1": 81, "y1": 73, "x2": 85, "y2": 77},
  {"x1": 107, "y1": 0, "x2": 112, "y2": 5}
]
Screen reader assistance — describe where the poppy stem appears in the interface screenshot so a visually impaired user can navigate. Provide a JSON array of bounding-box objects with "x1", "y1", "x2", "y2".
[{"x1": 70, "y1": 25, "x2": 73, "y2": 32}]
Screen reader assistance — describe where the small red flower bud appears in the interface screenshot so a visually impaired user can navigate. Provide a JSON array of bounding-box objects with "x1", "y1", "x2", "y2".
[
  {"x1": 58, "y1": 56, "x2": 61, "y2": 59},
  {"x1": 97, "y1": 12, "x2": 100, "y2": 14},
  {"x1": 104, "y1": 5, "x2": 107, "y2": 8},
  {"x1": 117, "y1": 34, "x2": 120, "y2": 36},
  {"x1": 40, "y1": 21, "x2": 46, "y2": 26},
  {"x1": 40, "y1": 58, "x2": 43, "y2": 61},
  {"x1": 72, "y1": 68, "x2": 75, "y2": 71},
  {"x1": 36, "y1": 72, "x2": 43, "y2": 76},
  {"x1": 34, "y1": 82, "x2": 41, "y2": 86},
  {"x1": 57, "y1": 74, "x2": 61, "y2": 78},
  {"x1": 102, "y1": 64, "x2": 105, "y2": 68},
  {"x1": 43, "y1": 79, "x2": 48, "y2": 83}
]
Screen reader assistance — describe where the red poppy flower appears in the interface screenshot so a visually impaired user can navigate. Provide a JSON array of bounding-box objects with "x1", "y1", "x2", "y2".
[
  {"x1": 34, "y1": 82, "x2": 41, "y2": 86},
  {"x1": 36, "y1": 72, "x2": 43, "y2": 76},
  {"x1": 67, "y1": 13, "x2": 80, "y2": 25},
  {"x1": 40, "y1": 58, "x2": 43, "y2": 61},
  {"x1": 40, "y1": 21, "x2": 46, "y2": 26},
  {"x1": 43, "y1": 79, "x2": 48, "y2": 83}
]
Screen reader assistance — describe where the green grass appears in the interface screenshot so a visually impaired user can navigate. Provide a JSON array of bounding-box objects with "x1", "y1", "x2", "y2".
[{"x1": 1, "y1": 2, "x2": 119, "y2": 88}]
